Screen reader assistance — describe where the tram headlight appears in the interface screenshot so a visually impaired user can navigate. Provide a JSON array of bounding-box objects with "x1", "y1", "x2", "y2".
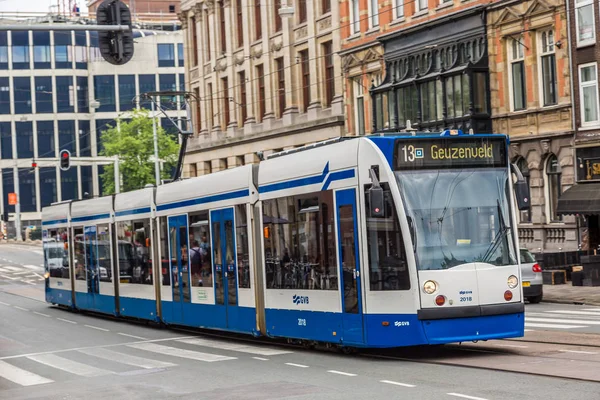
[
  {"x1": 423, "y1": 280, "x2": 438, "y2": 294},
  {"x1": 507, "y1": 275, "x2": 518, "y2": 289},
  {"x1": 43, "y1": 272, "x2": 50, "y2": 279}
]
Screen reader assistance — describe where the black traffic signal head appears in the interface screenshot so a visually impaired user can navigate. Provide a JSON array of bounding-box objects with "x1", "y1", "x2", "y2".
[
  {"x1": 60, "y1": 150, "x2": 71, "y2": 171},
  {"x1": 96, "y1": 0, "x2": 134, "y2": 66}
]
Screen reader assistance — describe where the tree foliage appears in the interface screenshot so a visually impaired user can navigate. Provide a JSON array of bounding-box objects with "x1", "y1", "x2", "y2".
[{"x1": 99, "y1": 109, "x2": 179, "y2": 194}]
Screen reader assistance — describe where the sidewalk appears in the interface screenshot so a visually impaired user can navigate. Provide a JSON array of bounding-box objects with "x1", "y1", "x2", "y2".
[{"x1": 542, "y1": 284, "x2": 600, "y2": 306}]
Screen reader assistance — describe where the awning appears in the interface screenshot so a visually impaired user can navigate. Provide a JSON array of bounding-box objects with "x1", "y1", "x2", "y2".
[{"x1": 557, "y1": 183, "x2": 600, "y2": 215}]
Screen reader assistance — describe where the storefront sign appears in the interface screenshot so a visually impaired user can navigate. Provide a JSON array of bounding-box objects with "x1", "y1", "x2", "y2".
[{"x1": 576, "y1": 147, "x2": 600, "y2": 181}]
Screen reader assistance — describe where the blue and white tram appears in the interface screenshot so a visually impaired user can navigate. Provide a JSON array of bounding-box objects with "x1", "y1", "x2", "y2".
[{"x1": 42, "y1": 130, "x2": 529, "y2": 348}]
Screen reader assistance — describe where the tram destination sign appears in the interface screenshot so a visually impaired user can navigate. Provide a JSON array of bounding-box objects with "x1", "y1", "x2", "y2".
[{"x1": 395, "y1": 137, "x2": 507, "y2": 170}]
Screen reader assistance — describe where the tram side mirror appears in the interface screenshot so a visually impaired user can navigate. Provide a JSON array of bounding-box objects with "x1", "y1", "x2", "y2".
[
  {"x1": 511, "y1": 163, "x2": 531, "y2": 211},
  {"x1": 368, "y1": 166, "x2": 385, "y2": 218}
]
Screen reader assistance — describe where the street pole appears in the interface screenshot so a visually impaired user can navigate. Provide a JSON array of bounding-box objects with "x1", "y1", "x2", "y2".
[
  {"x1": 13, "y1": 161, "x2": 22, "y2": 242},
  {"x1": 114, "y1": 157, "x2": 121, "y2": 194},
  {"x1": 151, "y1": 100, "x2": 161, "y2": 186}
]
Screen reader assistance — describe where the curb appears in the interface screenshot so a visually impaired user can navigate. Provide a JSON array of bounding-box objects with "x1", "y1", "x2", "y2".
[{"x1": 541, "y1": 298, "x2": 600, "y2": 307}]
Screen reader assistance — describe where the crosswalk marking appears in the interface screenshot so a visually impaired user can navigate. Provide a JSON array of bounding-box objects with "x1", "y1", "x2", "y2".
[
  {"x1": 27, "y1": 354, "x2": 113, "y2": 377},
  {"x1": 525, "y1": 322, "x2": 587, "y2": 329},
  {"x1": 545, "y1": 310, "x2": 600, "y2": 317},
  {"x1": 127, "y1": 342, "x2": 237, "y2": 362},
  {"x1": 78, "y1": 348, "x2": 177, "y2": 369},
  {"x1": 0, "y1": 360, "x2": 54, "y2": 386},
  {"x1": 526, "y1": 317, "x2": 600, "y2": 326},
  {"x1": 177, "y1": 338, "x2": 292, "y2": 356},
  {"x1": 582, "y1": 308, "x2": 600, "y2": 312},
  {"x1": 0, "y1": 266, "x2": 21, "y2": 272}
]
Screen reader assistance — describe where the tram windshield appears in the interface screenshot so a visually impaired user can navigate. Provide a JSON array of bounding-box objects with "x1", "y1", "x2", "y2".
[{"x1": 396, "y1": 168, "x2": 517, "y2": 270}]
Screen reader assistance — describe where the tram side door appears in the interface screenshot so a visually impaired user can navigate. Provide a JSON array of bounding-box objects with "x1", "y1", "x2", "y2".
[
  {"x1": 336, "y1": 189, "x2": 365, "y2": 344},
  {"x1": 210, "y1": 208, "x2": 238, "y2": 329},
  {"x1": 84, "y1": 226, "x2": 99, "y2": 308},
  {"x1": 167, "y1": 215, "x2": 191, "y2": 325}
]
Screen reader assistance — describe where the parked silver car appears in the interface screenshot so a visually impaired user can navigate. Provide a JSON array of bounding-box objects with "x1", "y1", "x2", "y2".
[{"x1": 520, "y1": 248, "x2": 543, "y2": 303}]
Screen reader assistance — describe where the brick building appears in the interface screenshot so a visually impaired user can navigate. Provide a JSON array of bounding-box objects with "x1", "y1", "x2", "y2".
[
  {"x1": 488, "y1": 0, "x2": 578, "y2": 253},
  {"x1": 87, "y1": 0, "x2": 179, "y2": 18},
  {"x1": 179, "y1": 0, "x2": 344, "y2": 176}
]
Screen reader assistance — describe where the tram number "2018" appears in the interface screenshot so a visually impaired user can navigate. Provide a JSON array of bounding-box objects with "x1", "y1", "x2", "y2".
[
  {"x1": 298, "y1": 318, "x2": 307, "y2": 326},
  {"x1": 460, "y1": 296, "x2": 473, "y2": 302}
]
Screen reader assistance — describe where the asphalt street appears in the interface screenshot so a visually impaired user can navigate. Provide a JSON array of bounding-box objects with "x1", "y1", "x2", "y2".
[{"x1": 1, "y1": 243, "x2": 600, "y2": 399}]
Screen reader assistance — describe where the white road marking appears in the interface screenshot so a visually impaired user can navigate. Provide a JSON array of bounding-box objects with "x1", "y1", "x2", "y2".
[
  {"x1": 84, "y1": 324, "x2": 109, "y2": 332},
  {"x1": 285, "y1": 363, "x2": 309, "y2": 368},
  {"x1": 23, "y1": 265, "x2": 43, "y2": 270},
  {"x1": 1, "y1": 265, "x2": 19, "y2": 271},
  {"x1": 524, "y1": 329, "x2": 535, "y2": 332},
  {"x1": 558, "y1": 349, "x2": 598, "y2": 355},
  {"x1": 493, "y1": 343, "x2": 529, "y2": 349},
  {"x1": 14, "y1": 306, "x2": 29, "y2": 312},
  {"x1": 0, "y1": 301, "x2": 10, "y2": 306},
  {"x1": 27, "y1": 353, "x2": 112, "y2": 377},
  {"x1": 252, "y1": 357, "x2": 269, "y2": 361},
  {"x1": 78, "y1": 347, "x2": 177, "y2": 369},
  {"x1": 57, "y1": 318, "x2": 77, "y2": 324},
  {"x1": 380, "y1": 380, "x2": 416, "y2": 388},
  {"x1": 546, "y1": 310, "x2": 600, "y2": 316},
  {"x1": 128, "y1": 342, "x2": 236, "y2": 362},
  {"x1": 327, "y1": 370, "x2": 357, "y2": 376},
  {"x1": 582, "y1": 308, "x2": 600, "y2": 312},
  {"x1": 33, "y1": 312, "x2": 51, "y2": 318},
  {"x1": 525, "y1": 323, "x2": 586, "y2": 329},
  {"x1": 0, "y1": 274, "x2": 19, "y2": 280},
  {"x1": 13, "y1": 271, "x2": 30, "y2": 275},
  {"x1": 0, "y1": 360, "x2": 53, "y2": 386},
  {"x1": 448, "y1": 393, "x2": 488, "y2": 400},
  {"x1": 527, "y1": 317, "x2": 600, "y2": 325},
  {"x1": 117, "y1": 332, "x2": 148, "y2": 340},
  {"x1": 177, "y1": 338, "x2": 292, "y2": 356}
]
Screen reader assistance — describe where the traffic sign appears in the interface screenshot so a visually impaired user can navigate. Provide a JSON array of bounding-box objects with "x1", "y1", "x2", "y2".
[{"x1": 7, "y1": 192, "x2": 17, "y2": 205}]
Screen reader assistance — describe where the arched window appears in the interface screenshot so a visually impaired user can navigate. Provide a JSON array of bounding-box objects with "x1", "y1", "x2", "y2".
[
  {"x1": 516, "y1": 157, "x2": 531, "y2": 223},
  {"x1": 546, "y1": 154, "x2": 562, "y2": 222}
]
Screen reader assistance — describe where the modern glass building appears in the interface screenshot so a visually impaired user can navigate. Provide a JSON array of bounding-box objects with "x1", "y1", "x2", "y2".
[{"x1": 0, "y1": 23, "x2": 186, "y2": 230}]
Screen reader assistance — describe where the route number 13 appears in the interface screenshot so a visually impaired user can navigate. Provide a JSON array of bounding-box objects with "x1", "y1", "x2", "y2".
[{"x1": 401, "y1": 145, "x2": 416, "y2": 162}]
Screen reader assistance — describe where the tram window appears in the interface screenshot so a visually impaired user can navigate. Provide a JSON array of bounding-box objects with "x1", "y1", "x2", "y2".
[
  {"x1": 44, "y1": 228, "x2": 70, "y2": 279},
  {"x1": 364, "y1": 183, "x2": 410, "y2": 291},
  {"x1": 262, "y1": 190, "x2": 338, "y2": 290},
  {"x1": 188, "y1": 211, "x2": 212, "y2": 288},
  {"x1": 96, "y1": 224, "x2": 112, "y2": 282},
  {"x1": 116, "y1": 219, "x2": 153, "y2": 285},
  {"x1": 159, "y1": 217, "x2": 171, "y2": 286},
  {"x1": 235, "y1": 205, "x2": 250, "y2": 289},
  {"x1": 73, "y1": 227, "x2": 86, "y2": 281}
]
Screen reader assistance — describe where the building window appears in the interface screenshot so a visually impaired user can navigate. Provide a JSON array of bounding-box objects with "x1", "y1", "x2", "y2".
[
  {"x1": 275, "y1": 58, "x2": 285, "y2": 118},
  {"x1": 369, "y1": 0, "x2": 379, "y2": 28},
  {"x1": 0, "y1": 122, "x2": 12, "y2": 159},
  {"x1": 37, "y1": 121, "x2": 55, "y2": 158},
  {"x1": 35, "y1": 76, "x2": 53, "y2": 114},
  {"x1": 39, "y1": 167, "x2": 57, "y2": 207},
  {"x1": 138, "y1": 74, "x2": 156, "y2": 110},
  {"x1": 416, "y1": 0, "x2": 428, "y2": 11},
  {"x1": 191, "y1": 16, "x2": 198, "y2": 66},
  {"x1": 576, "y1": 0, "x2": 595, "y2": 46},
  {"x1": 159, "y1": 74, "x2": 177, "y2": 110},
  {"x1": 18, "y1": 168, "x2": 36, "y2": 212},
  {"x1": 81, "y1": 166, "x2": 93, "y2": 198},
  {"x1": 257, "y1": 64, "x2": 265, "y2": 121},
  {"x1": 177, "y1": 43, "x2": 184, "y2": 67},
  {"x1": 194, "y1": 87, "x2": 201, "y2": 133},
  {"x1": 207, "y1": 82, "x2": 215, "y2": 128},
  {"x1": 237, "y1": 0, "x2": 245, "y2": 45},
  {"x1": 33, "y1": 31, "x2": 51, "y2": 69},
  {"x1": 516, "y1": 157, "x2": 531, "y2": 223},
  {"x1": 0, "y1": 77, "x2": 9, "y2": 114},
  {"x1": 61, "y1": 167, "x2": 78, "y2": 201},
  {"x1": 94, "y1": 75, "x2": 116, "y2": 112},
  {"x1": 96, "y1": 119, "x2": 115, "y2": 155},
  {"x1": 13, "y1": 77, "x2": 32, "y2": 114},
  {"x1": 58, "y1": 120, "x2": 76, "y2": 155},
  {"x1": 394, "y1": 0, "x2": 404, "y2": 19},
  {"x1": 354, "y1": 78, "x2": 365, "y2": 135},
  {"x1": 74, "y1": 32, "x2": 87, "y2": 69},
  {"x1": 323, "y1": 41, "x2": 334, "y2": 108},
  {"x1": 274, "y1": 0, "x2": 282, "y2": 32},
  {"x1": 239, "y1": 71, "x2": 247, "y2": 125},
  {"x1": 0, "y1": 32, "x2": 8, "y2": 70},
  {"x1": 300, "y1": 50, "x2": 310, "y2": 111},
  {"x1": 222, "y1": 77, "x2": 230, "y2": 128},
  {"x1": 579, "y1": 63, "x2": 599, "y2": 126},
  {"x1": 157, "y1": 43, "x2": 175, "y2": 67},
  {"x1": 79, "y1": 120, "x2": 91, "y2": 157},
  {"x1": 351, "y1": 0, "x2": 360, "y2": 34},
  {"x1": 119, "y1": 75, "x2": 136, "y2": 112},
  {"x1": 205, "y1": 13, "x2": 212, "y2": 61},
  {"x1": 255, "y1": 0, "x2": 262, "y2": 40},
  {"x1": 169, "y1": 4, "x2": 175, "y2": 13},
  {"x1": 539, "y1": 30, "x2": 557, "y2": 107},
  {"x1": 509, "y1": 37, "x2": 526, "y2": 111},
  {"x1": 77, "y1": 76, "x2": 89, "y2": 113},
  {"x1": 219, "y1": 2, "x2": 227, "y2": 54},
  {"x1": 56, "y1": 76, "x2": 75, "y2": 113},
  {"x1": 16, "y1": 122, "x2": 33, "y2": 159},
  {"x1": 546, "y1": 154, "x2": 562, "y2": 222},
  {"x1": 473, "y1": 72, "x2": 488, "y2": 114},
  {"x1": 322, "y1": 0, "x2": 331, "y2": 14},
  {"x1": 298, "y1": 0, "x2": 307, "y2": 23},
  {"x1": 11, "y1": 31, "x2": 30, "y2": 70},
  {"x1": 445, "y1": 75, "x2": 469, "y2": 119},
  {"x1": 54, "y1": 31, "x2": 72, "y2": 69}
]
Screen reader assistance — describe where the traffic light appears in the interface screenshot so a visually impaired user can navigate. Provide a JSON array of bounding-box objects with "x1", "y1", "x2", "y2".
[
  {"x1": 96, "y1": 0, "x2": 134, "y2": 66},
  {"x1": 60, "y1": 150, "x2": 71, "y2": 171}
]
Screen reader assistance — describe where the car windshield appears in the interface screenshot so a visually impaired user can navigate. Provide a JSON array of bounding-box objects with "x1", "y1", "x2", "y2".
[
  {"x1": 520, "y1": 249, "x2": 536, "y2": 263},
  {"x1": 396, "y1": 168, "x2": 517, "y2": 270}
]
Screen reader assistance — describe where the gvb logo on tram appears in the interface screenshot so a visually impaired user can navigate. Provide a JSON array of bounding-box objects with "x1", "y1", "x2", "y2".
[{"x1": 293, "y1": 295, "x2": 309, "y2": 305}]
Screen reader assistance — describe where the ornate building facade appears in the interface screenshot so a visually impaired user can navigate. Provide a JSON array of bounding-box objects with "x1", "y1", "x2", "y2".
[{"x1": 179, "y1": 0, "x2": 344, "y2": 176}]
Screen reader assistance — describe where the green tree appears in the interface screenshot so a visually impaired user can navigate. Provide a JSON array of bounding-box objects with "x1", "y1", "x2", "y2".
[{"x1": 99, "y1": 109, "x2": 180, "y2": 194}]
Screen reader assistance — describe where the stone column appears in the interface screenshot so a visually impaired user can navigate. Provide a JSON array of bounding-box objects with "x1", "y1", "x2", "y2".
[
  {"x1": 223, "y1": 0, "x2": 237, "y2": 134},
  {"x1": 306, "y1": 1, "x2": 321, "y2": 119},
  {"x1": 260, "y1": 2, "x2": 275, "y2": 131},
  {"x1": 244, "y1": 153, "x2": 260, "y2": 165},
  {"x1": 211, "y1": 158, "x2": 227, "y2": 172},
  {"x1": 197, "y1": 161, "x2": 212, "y2": 175},
  {"x1": 281, "y1": 7, "x2": 298, "y2": 125},
  {"x1": 330, "y1": 0, "x2": 344, "y2": 116}
]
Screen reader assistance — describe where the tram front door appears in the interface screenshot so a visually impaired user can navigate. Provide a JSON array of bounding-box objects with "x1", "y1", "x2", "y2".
[{"x1": 167, "y1": 214, "x2": 190, "y2": 325}]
